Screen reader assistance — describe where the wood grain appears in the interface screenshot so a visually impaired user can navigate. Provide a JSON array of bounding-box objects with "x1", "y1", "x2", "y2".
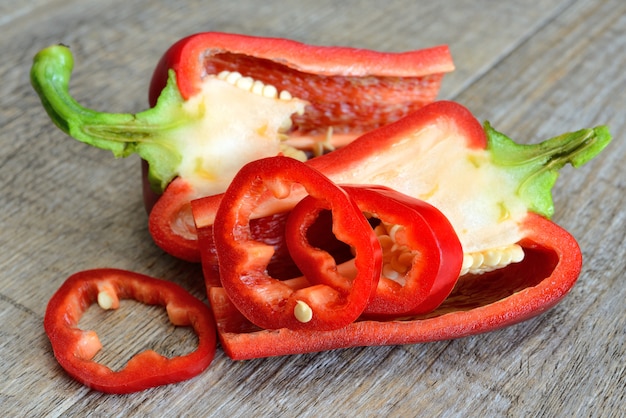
[{"x1": 1, "y1": 0, "x2": 623, "y2": 416}]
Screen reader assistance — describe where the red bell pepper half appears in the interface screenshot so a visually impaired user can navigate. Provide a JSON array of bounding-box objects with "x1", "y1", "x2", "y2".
[
  {"x1": 208, "y1": 212, "x2": 582, "y2": 360},
  {"x1": 30, "y1": 34, "x2": 453, "y2": 262},
  {"x1": 43, "y1": 268, "x2": 216, "y2": 393},
  {"x1": 193, "y1": 101, "x2": 611, "y2": 270},
  {"x1": 286, "y1": 185, "x2": 463, "y2": 317},
  {"x1": 212, "y1": 156, "x2": 382, "y2": 331}
]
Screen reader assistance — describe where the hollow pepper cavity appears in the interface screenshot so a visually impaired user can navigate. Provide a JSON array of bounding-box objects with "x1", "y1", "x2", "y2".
[{"x1": 30, "y1": 33, "x2": 454, "y2": 261}]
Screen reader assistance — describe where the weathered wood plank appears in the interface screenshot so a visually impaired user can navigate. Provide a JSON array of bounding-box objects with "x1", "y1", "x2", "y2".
[
  {"x1": 1, "y1": 0, "x2": 622, "y2": 416},
  {"x1": 454, "y1": 0, "x2": 626, "y2": 415}
]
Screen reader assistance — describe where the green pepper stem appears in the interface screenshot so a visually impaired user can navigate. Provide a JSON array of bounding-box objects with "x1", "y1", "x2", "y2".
[
  {"x1": 30, "y1": 45, "x2": 188, "y2": 192},
  {"x1": 485, "y1": 122, "x2": 612, "y2": 218}
]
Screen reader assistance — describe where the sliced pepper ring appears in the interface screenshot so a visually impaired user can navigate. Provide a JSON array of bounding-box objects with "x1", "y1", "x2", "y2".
[
  {"x1": 43, "y1": 268, "x2": 216, "y2": 394},
  {"x1": 288, "y1": 185, "x2": 463, "y2": 317},
  {"x1": 212, "y1": 156, "x2": 382, "y2": 331}
]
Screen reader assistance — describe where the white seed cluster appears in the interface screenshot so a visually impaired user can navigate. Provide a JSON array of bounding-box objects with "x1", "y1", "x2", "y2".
[
  {"x1": 374, "y1": 222, "x2": 416, "y2": 285},
  {"x1": 374, "y1": 220, "x2": 525, "y2": 280},
  {"x1": 216, "y1": 70, "x2": 294, "y2": 101},
  {"x1": 460, "y1": 244, "x2": 525, "y2": 276}
]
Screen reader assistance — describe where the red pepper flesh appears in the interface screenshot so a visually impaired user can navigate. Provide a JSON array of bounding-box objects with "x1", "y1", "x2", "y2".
[
  {"x1": 147, "y1": 176, "x2": 199, "y2": 262},
  {"x1": 44, "y1": 269, "x2": 216, "y2": 393},
  {"x1": 208, "y1": 213, "x2": 581, "y2": 360},
  {"x1": 211, "y1": 156, "x2": 382, "y2": 331}
]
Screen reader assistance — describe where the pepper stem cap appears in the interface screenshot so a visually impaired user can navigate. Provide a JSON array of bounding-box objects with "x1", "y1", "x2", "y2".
[{"x1": 486, "y1": 122, "x2": 612, "y2": 218}]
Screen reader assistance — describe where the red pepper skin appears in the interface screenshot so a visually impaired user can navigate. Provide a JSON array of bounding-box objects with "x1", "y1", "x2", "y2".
[
  {"x1": 148, "y1": 176, "x2": 200, "y2": 262},
  {"x1": 197, "y1": 210, "x2": 299, "y2": 290},
  {"x1": 208, "y1": 213, "x2": 581, "y2": 360},
  {"x1": 212, "y1": 156, "x2": 382, "y2": 331},
  {"x1": 285, "y1": 185, "x2": 463, "y2": 317},
  {"x1": 44, "y1": 269, "x2": 216, "y2": 393}
]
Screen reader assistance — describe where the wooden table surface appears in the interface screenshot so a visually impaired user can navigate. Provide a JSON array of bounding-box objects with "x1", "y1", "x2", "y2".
[{"x1": 1, "y1": 0, "x2": 624, "y2": 416}]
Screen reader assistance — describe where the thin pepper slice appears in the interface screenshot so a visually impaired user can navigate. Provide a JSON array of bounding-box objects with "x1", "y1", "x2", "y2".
[
  {"x1": 211, "y1": 156, "x2": 382, "y2": 331},
  {"x1": 315, "y1": 185, "x2": 463, "y2": 316},
  {"x1": 208, "y1": 213, "x2": 581, "y2": 360},
  {"x1": 44, "y1": 269, "x2": 216, "y2": 394}
]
